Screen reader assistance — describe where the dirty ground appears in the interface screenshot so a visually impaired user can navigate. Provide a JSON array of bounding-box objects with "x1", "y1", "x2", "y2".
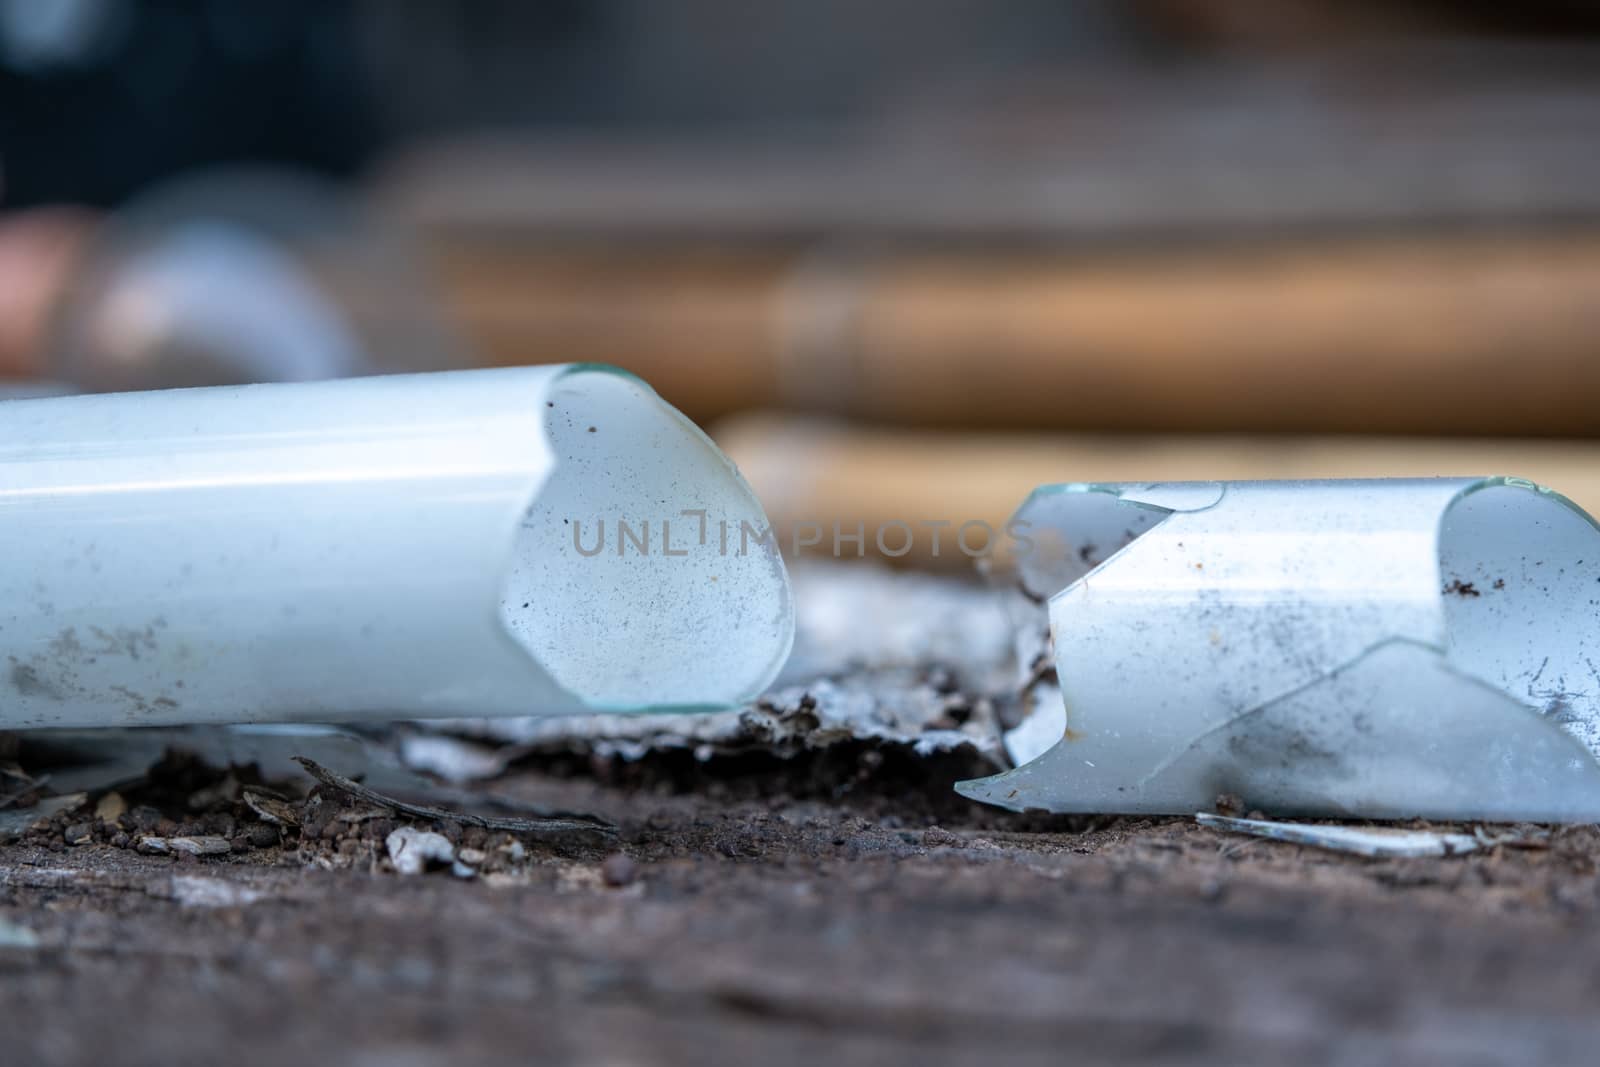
[{"x1": 3, "y1": 745, "x2": 1600, "y2": 1067}]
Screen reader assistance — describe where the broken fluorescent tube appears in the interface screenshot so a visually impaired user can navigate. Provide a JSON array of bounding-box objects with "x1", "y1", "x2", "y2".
[
  {"x1": 959, "y1": 478, "x2": 1600, "y2": 822},
  {"x1": 0, "y1": 366, "x2": 793, "y2": 728}
]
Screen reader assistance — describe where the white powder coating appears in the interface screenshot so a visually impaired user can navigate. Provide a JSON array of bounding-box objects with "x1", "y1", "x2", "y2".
[{"x1": 0, "y1": 365, "x2": 792, "y2": 727}]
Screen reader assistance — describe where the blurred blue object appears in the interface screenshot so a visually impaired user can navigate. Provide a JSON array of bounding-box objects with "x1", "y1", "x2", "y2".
[{"x1": 44, "y1": 168, "x2": 462, "y2": 391}]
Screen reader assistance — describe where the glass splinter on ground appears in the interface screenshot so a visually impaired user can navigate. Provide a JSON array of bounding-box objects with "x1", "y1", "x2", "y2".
[
  {"x1": 0, "y1": 365, "x2": 792, "y2": 728},
  {"x1": 1193, "y1": 812, "x2": 1539, "y2": 859},
  {"x1": 959, "y1": 478, "x2": 1600, "y2": 823}
]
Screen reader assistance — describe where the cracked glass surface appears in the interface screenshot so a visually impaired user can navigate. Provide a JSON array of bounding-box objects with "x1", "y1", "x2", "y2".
[{"x1": 962, "y1": 478, "x2": 1600, "y2": 821}]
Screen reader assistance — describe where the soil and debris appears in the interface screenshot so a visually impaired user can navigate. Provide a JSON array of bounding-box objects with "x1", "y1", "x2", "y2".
[{"x1": 6, "y1": 740, "x2": 1600, "y2": 1065}]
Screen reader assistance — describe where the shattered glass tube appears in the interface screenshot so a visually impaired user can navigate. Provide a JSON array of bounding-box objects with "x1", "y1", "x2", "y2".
[
  {"x1": 0, "y1": 366, "x2": 793, "y2": 728},
  {"x1": 960, "y1": 478, "x2": 1600, "y2": 822}
]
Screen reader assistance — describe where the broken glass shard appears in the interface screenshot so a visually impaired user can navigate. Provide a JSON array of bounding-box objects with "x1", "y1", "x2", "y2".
[{"x1": 960, "y1": 478, "x2": 1600, "y2": 822}]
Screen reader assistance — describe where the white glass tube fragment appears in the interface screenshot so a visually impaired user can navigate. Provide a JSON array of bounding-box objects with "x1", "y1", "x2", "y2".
[
  {"x1": 959, "y1": 478, "x2": 1600, "y2": 821},
  {"x1": 0, "y1": 366, "x2": 793, "y2": 728}
]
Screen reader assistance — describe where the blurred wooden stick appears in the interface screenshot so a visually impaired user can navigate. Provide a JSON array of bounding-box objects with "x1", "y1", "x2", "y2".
[
  {"x1": 716, "y1": 414, "x2": 1600, "y2": 568},
  {"x1": 429, "y1": 232, "x2": 1600, "y2": 435}
]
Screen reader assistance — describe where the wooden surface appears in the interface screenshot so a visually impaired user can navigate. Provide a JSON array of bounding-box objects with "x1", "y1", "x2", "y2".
[{"x1": 4, "y1": 756, "x2": 1600, "y2": 1066}]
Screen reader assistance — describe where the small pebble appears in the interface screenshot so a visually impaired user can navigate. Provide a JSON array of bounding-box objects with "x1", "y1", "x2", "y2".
[
  {"x1": 241, "y1": 790, "x2": 299, "y2": 828},
  {"x1": 386, "y1": 826, "x2": 455, "y2": 876},
  {"x1": 601, "y1": 853, "x2": 639, "y2": 887},
  {"x1": 94, "y1": 792, "x2": 126, "y2": 822},
  {"x1": 0, "y1": 918, "x2": 40, "y2": 949},
  {"x1": 1214, "y1": 793, "x2": 1246, "y2": 817},
  {"x1": 168, "y1": 836, "x2": 232, "y2": 857}
]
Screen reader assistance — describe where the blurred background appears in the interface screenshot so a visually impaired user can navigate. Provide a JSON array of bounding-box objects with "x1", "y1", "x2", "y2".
[{"x1": 5, "y1": 0, "x2": 1600, "y2": 566}]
